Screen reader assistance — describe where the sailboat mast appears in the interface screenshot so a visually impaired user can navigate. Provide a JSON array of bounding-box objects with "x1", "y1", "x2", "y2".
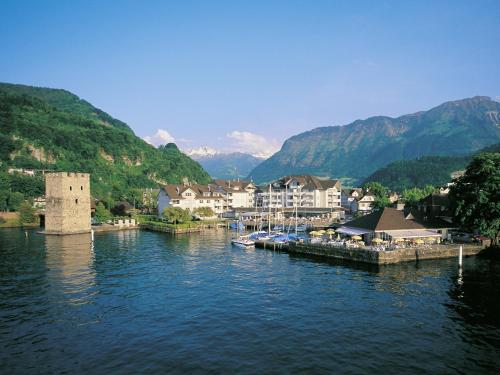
[
  {"x1": 295, "y1": 186, "x2": 299, "y2": 235},
  {"x1": 268, "y1": 183, "x2": 271, "y2": 235}
]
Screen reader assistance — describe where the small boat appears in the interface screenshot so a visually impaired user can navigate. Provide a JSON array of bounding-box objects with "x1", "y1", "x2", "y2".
[
  {"x1": 296, "y1": 224, "x2": 307, "y2": 232},
  {"x1": 248, "y1": 231, "x2": 269, "y2": 240},
  {"x1": 231, "y1": 236, "x2": 255, "y2": 248}
]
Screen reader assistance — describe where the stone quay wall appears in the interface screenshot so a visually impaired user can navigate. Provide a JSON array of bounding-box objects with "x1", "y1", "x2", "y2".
[
  {"x1": 140, "y1": 223, "x2": 202, "y2": 234},
  {"x1": 285, "y1": 242, "x2": 484, "y2": 265}
]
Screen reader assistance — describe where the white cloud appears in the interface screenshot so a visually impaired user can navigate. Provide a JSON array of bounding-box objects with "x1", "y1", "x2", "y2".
[
  {"x1": 143, "y1": 129, "x2": 176, "y2": 146},
  {"x1": 226, "y1": 131, "x2": 281, "y2": 158}
]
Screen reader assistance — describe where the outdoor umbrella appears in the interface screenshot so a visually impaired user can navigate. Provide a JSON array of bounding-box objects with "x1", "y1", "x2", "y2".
[
  {"x1": 394, "y1": 238, "x2": 405, "y2": 242},
  {"x1": 414, "y1": 239, "x2": 424, "y2": 244},
  {"x1": 352, "y1": 235, "x2": 362, "y2": 241},
  {"x1": 372, "y1": 238, "x2": 383, "y2": 243}
]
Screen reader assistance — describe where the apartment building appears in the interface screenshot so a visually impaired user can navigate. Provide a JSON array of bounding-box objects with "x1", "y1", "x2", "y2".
[{"x1": 259, "y1": 175, "x2": 341, "y2": 209}]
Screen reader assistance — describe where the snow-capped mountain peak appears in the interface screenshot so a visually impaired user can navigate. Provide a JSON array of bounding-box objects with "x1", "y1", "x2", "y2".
[{"x1": 184, "y1": 146, "x2": 219, "y2": 157}]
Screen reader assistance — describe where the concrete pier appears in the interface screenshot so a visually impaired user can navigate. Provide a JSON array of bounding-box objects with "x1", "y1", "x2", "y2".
[{"x1": 254, "y1": 240, "x2": 484, "y2": 265}]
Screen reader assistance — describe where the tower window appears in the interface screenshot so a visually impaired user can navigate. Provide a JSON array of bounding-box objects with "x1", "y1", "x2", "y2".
[
  {"x1": 70, "y1": 186, "x2": 72, "y2": 191},
  {"x1": 75, "y1": 199, "x2": 78, "y2": 204},
  {"x1": 81, "y1": 186, "x2": 83, "y2": 191}
]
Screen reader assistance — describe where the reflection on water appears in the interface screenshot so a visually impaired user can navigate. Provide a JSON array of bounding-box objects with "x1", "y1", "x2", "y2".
[
  {"x1": 448, "y1": 259, "x2": 500, "y2": 346},
  {"x1": 0, "y1": 228, "x2": 499, "y2": 374},
  {"x1": 45, "y1": 234, "x2": 95, "y2": 296}
]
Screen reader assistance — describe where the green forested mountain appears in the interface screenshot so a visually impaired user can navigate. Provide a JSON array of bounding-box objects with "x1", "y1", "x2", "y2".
[
  {"x1": 0, "y1": 83, "x2": 210, "y2": 206},
  {"x1": 0, "y1": 82, "x2": 132, "y2": 133},
  {"x1": 191, "y1": 152, "x2": 264, "y2": 179},
  {"x1": 363, "y1": 143, "x2": 500, "y2": 192},
  {"x1": 248, "y1": 96, "x2": 500, "y2": 183},
  {"x1": 363, "y1": 156, "x2": 470, "y2": 192}
]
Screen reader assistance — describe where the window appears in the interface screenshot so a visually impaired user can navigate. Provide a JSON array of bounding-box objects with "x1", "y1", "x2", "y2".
[
  {"x1": 70, "y1": 186, "x2": 72, "y2": 191},
  {"x1": 81, "y1": 186, "x2": 83, "y2": 191},
  {"x1": 75, "y1": 199, "x2": 78, "y2": 204}
]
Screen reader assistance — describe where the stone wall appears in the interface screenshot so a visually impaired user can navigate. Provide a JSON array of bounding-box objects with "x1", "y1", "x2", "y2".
[
  {"x1": 288, "y1": 242, "x2": 484, "y2": 265},
  {"x1": 140, "y1": 223, "x2": 202, "y2": 234},
  {"x1": 45, "y1": 172, "x2": 91, "y2": 234}
]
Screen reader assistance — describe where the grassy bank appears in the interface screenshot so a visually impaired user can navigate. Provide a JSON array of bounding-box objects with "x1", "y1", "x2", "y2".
[{"x1": 0, "y1": 218, "x2": 39, "y2": 228}]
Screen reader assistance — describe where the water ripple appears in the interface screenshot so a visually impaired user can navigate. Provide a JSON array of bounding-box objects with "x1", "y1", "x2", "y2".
[{"x1": 0, "y1": 228, "x2": 499, "y2": 374}]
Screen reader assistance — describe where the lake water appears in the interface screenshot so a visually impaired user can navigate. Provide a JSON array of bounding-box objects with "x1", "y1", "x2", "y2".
[{"x1": 1, "y1": 228, "x2": 499, "y2": 374}]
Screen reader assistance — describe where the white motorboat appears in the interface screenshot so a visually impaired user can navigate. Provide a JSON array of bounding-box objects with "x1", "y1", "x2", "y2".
[{"x1": 231, "y1": 236, "x2": 255, "y2": 248}]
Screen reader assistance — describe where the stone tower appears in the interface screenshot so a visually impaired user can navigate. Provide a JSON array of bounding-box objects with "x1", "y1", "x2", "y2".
[{"x1": 45, "y1": 172, "x2": 91, "y2": 234}]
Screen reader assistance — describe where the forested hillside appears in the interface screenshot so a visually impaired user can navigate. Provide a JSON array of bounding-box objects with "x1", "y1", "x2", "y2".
[
  {"x1": 363, "y1": 143, "x2": 500, "y2": 191},
  {"x1": 0, "y1": 83, "x2": 210, "y2": 209}
]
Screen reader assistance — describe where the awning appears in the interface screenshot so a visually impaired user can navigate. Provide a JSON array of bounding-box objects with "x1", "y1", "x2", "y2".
[
  {"x1": 383, "y1": 229, "x2": 441, "y2": 238},
  {"x1": 240, "y1": 212, "x2": 269, "y2": 218},
  {"x1": 336, "y1": 227, "x2": 371, "y2": 236}
]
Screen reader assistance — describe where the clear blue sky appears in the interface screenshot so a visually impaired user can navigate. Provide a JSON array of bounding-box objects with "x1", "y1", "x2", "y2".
[{"x1": 1, "y1": 0, "x2": 499, "y2": 157}]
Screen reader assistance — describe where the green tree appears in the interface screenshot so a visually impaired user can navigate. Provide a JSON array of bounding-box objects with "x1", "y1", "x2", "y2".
[
  {"x1": 401, "y1": 185, "x2": 436, "y2": 208},
  {"x1": 18, "y1": 200, "x2": 36, "y2": 225},
  {"x1": 0, "y1": 173, "x2": 10, "y2": 211},
  {"x1": 94, "y1": 202, "x2": 112, "y2": 223},
  {"x1": 0, "y1": 190, "x2": 8, "y2": 211},
  {"x1": 162, "y1": 207, "x2": 192, "y2": 224},
  {"x1": 193, "y1": 206, "x2": 215, "y2": 218},
  {"x1": 0, "y1": 172, "x2": 9, "y2": 191},
  {"x1": 362, "y1": 182, "x2": 388, "y2": 198},
  {"x1": 372, "y1": 196, "x2": 391, "y2": 210},
  {"x1": 449, "y1": 153, "x2": 500, "y2": 246},
  {"x1": 8, "y1": 191, "x2": 24, "y2": 211}
]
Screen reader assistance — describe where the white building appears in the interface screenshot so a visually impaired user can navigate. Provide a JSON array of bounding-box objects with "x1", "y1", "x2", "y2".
[
  {"x1": 213, "y1": 179, "x2": 256, "y2": 208},
  {"x1": 259, "y1": 175, "x2": 341, "y2": 209},
  {"x1": 158, "y1": 183, "x2": 227, "y2": 215},
  {"x1": 157, "y1": 180, "x2": 256, "y2": 216},
  {"x1": 352, "y1": 193, "x2": 376, "y2": 214},
  {"x1": 341, "y1": 188, "x2": 363, "y2": 211}
]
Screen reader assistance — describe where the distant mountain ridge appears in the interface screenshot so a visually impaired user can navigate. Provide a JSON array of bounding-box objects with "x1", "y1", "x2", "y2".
[
  {"x1": 248, "y1": 96, "x2": 500, "y2": 183},
  {"x1": 189, "y1": 152, "x2": 264, "y2": 180}
]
